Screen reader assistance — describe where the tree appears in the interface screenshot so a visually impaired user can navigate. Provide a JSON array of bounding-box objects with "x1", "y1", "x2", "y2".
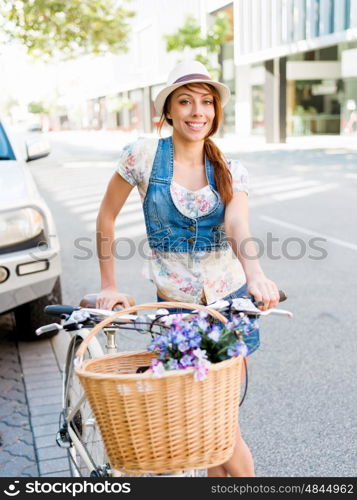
[
  {"x1": 163, "y1": 14, "x2": 230, "y2": 78},
  {"x1": 0, "y1": 0, "x2": 135, "y2": 62},
  {"x1": 28, "y1": 101, "x2": 48, "y2": 114}
]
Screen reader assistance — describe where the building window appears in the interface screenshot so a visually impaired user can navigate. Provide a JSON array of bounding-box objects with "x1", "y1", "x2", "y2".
[{"x1": 345, "y1": 0, "x2": 351, "y2": 29}]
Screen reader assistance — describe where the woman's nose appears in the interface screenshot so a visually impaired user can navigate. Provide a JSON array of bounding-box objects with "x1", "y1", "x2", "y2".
[{"x1": 192, "y1": 103, "x2": 203, "y2": 116}]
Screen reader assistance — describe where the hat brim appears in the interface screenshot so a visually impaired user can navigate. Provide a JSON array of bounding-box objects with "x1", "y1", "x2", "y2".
[{"x1": 154, "y1": 80, "x2": 231, "y2": 115}]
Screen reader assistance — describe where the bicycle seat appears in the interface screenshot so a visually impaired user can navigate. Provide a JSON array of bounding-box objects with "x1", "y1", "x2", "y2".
[{"x1": 79, "y1": 293, "x2": 136, "y2": 309}]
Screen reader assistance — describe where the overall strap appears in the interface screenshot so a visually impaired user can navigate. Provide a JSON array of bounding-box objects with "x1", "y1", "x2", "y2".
[
  {"x1": 149, "y1": 136, "x2": 173, "y2": 184},
  {"x1": 205, "y1": 154, "x2": 218, "y2": 190}
]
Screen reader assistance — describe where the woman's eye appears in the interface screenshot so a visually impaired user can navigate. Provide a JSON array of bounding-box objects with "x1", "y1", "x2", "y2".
[
  {"x1": 179, "y1": 100, "x2": 190, "y2": 105},
  {"x1": 204, "y1": 100, "x2": 213, "y2": 105}
]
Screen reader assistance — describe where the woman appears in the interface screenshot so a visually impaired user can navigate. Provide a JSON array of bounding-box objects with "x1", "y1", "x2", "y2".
[{"x1": 96, "y1": 60, "x2": 280, "y2": 477}]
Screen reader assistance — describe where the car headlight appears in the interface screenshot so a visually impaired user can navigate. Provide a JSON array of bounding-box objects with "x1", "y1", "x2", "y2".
[{"x1": 0, "y1": 208, "x2": 44, "y2": 248}]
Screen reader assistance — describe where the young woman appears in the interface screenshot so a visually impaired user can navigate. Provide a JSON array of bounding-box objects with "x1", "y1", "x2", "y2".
[{"x1": 96, "y1": 60, "x2": 280, "y2": 477}]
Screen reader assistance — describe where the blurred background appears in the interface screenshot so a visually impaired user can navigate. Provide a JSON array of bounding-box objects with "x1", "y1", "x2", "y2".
[
  {"x1": 1, "y1": 0, "x2": 357, "y2": 142},
  {"x1": 0, "y1": 0, "x2": 356, "y2": 479}
]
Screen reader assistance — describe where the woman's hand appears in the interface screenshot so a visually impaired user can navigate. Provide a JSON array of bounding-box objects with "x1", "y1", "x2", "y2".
[
  {"x1": 247, "y1": 273, "x2": 280, "y2": 311},
  {"x1": 96, "y1": 286, "x2": 131, "y2": 310}
]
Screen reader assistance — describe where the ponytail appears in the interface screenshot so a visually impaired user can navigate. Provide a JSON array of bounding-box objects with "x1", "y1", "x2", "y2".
[{"x1": 204, "y1": 138, "x2": 233, "y2": 205}]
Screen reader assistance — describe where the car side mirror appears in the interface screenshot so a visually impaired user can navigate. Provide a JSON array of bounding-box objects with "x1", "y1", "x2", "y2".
[{"x1": 26, "y1": 138, "x2": 51, "y2": 162}]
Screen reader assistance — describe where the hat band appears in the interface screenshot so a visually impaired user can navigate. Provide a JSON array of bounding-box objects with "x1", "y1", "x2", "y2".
[{"x1": 173, "y1": 73, "x2": 211, "y2": 84}]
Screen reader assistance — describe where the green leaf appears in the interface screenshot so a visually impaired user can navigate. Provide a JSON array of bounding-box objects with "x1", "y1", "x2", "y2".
[{"x1": 0, "y1": 0, "x2": 135, "y2": 61}]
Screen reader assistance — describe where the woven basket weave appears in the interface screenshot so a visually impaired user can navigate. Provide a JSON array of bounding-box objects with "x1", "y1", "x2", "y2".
[{"x1": 74, "y1": 301, "x2": 243, "y2": 474}]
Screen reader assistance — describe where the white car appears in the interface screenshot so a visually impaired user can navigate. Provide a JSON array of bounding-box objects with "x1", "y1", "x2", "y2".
[{"x1": 0, "y1": 118, "x2": 62, "y2": 340}]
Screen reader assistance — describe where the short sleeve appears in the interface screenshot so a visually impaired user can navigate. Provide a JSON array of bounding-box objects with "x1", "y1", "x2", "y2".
[
  {"x1": 227, "y1": 159, "x2": 249, "y2": 194},
  {"x1": 115, "y1": 141, "x2": 140, "y2": 186}
]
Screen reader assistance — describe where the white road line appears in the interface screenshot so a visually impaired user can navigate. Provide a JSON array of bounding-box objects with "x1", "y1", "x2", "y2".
[
  {"x1": 272, "y1": 183, "x2": 338, "y2": 201},
  {"x1": 344, "y1": 173, "x2": 357, "y2": 180},
  {"x1": 70, "y1": 199, "x2": 142, "y2": 215},
  {"x1": 251, "y1": 176, "x2": 302, "y2": 189},
  {"x1": 62, "y1": 161, "x2": 115, "y2": 168},
  {"x1": 260, "y1": 215, "x2": 357, "y2": 252},
  {"x1": 84, "y1": 210, "x2": 144, "y2": 225},
  {"x1": 253, "y1": 180, "x2": 319, "y2": 195}
]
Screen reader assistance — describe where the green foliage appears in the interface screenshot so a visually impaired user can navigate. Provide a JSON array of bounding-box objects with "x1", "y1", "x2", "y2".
[
  {"x1": 28, "y1": 101, "x2": 48, "y2": 114},
  {"x1": 0, "y1": 0, "x2": 135, "y2": 61},
  {"x1": 163, "y1": 13, "x2": 230, "y2": 77},
  {"x1": 106, "y1": 94, "x2": 133, "y2": 112}
]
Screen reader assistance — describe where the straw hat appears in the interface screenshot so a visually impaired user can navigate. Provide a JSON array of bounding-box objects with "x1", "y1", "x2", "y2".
[{"x1": 154, "y1": 60, "x2": 231, "y2": 115}]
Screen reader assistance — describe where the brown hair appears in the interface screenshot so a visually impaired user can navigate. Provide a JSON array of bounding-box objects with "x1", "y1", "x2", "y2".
[{"x1": 158, "y1": 83, "x2": 233, "y2": 205}]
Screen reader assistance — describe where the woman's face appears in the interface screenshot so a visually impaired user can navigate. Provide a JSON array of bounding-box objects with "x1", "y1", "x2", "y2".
[{"x1": 167, "y1": 84, "x2": 215, "y2": 142}]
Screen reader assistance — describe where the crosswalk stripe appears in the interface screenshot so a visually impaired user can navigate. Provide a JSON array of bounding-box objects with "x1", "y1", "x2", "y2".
[
  {"x1": 272, "y1": 183, "x2": 338, "y2": 201},
  {"x1": 251, "y1": 176, "x2": 301, "y2": 189},
  {"x1": 252, "y1": 180, "x2": 318, "y2": 195},
  {"x1": 261, "y1": 215, "x2": 357, "y2": 252}
]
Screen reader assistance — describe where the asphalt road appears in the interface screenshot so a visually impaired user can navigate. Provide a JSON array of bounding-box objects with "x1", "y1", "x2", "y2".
[{"x1": 3, "y1": 131, "x2": 357, "y2": 477}]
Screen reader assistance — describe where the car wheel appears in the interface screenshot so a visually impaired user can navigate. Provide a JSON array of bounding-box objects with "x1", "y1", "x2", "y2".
[{"x1": 14, "y1": 277, "x2": 62, "y2": 341}]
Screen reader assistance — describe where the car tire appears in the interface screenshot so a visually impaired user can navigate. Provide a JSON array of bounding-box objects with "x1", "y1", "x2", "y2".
[{"x1": 14, "y1": 277, "x2": 63, "y2": 341}]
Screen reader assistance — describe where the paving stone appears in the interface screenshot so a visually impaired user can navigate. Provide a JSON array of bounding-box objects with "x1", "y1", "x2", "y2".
[
  {"x1": 35, "y1": 434, "x2": 58, "y2": 448},
  {"x1": 29, "y1": 395, "x2": 62, "y2": 407},
  {"x1": 38, "y1": 457, "x2": 70, "y2": 475},
  {"x1": 22, "y1": 464, "x2": 40, "y2": 477},
  {"x1": 30, "y1": 404, "x2": 62, "y2": 417},
  {"x1": 26, "y1": 387, "x2": 62, "y2": 399},
  {"x1": 42, "y1": 470, "x2": 71, "y2": 477},
  {"x1": 24, "y1": 373, "x2": 61, "y2": 384},
  {"x1": 25, "y1": 379, "x2": 61, "y2": 391},
  {"x1": 31, "y1": 412, "x2": 60, "y2": 427},
  {"x1": 33, "y1": 423, "x2": 59, "y2": 438},
  {"x1": 21, "y1": 367, "x2": 60, "y2": 377},
  {"x1": 37, "y1": 445, "x2": 68, "y2": 461},
  {"x1": 0, "y1": 423, "x2": 33, "y2": 447},
  {"x1": 0, "y1": 452, "x2": 35, "y2": 477}
]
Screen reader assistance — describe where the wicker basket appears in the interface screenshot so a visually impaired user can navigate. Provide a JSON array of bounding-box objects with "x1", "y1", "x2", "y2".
[{"x1": 74, "y1": 301, "x2": 243, "y2": 474}]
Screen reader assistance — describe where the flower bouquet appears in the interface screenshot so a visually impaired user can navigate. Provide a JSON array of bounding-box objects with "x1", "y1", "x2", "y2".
[{"x1": 148, "y1": 310, "x2": 258, "y2": 381}]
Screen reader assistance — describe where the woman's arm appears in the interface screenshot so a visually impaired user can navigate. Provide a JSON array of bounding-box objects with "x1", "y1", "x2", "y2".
[
  {"x1": 96, "y1": 172, "x2": 134, "y2": 309},
  {"x1": 224, "y1": 192, "x2": 280, "y2": 310}
]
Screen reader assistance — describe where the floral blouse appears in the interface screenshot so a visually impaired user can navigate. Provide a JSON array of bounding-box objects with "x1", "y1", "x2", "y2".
[{"x1": 116, "y1": 137, "x2": 249, "y2": 304}]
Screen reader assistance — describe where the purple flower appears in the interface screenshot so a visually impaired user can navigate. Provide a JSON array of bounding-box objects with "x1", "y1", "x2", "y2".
[
  {"x1": 208, "y1": 327, "x2": 221, "y2": 342},
  {"x1": 151, "y1": 359, "x2": 166, "y2": 377},
  {"x1": 179, "y1": 354, "x2": 194, "y2": 369},
  {"x1": 227, "y1": 342, "x2": 248, "y2": 358},
  {"x1": 166, "y1": 359, "x2": 180, "y2": 370},
  {"x1": 178, "y1": 342, "x2": 190, "y2": 353},
  {"x1": 193, "y1": 358, "x2": 211, "y2": 381},
  {"x1": 192, "y1": 348, "x2": 208, "y2": 361}
]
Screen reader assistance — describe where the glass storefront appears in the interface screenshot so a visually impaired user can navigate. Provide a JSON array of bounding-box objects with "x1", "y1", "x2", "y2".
[
  {"x1": 251, "y1": 85, "x2": 265, "y2": 135},
  {"x1": 287, "y1": 79, "x2": 341, "y2": 135},
  {"x1": 128, "y1": 88, "x2": 144, "y2": 131}
]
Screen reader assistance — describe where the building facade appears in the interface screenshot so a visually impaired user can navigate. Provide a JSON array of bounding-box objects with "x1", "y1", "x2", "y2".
[
  {"x1": 58, "y1": 0, "x2": 357, "y2": 141},
  {"x1": 234, "y1": 0, "x2": 357, "y2": 141}
]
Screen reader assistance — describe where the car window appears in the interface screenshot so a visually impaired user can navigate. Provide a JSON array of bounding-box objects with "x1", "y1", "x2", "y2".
[{"x1": 0, "y1": 122, "x2": 16, "y2": 160}]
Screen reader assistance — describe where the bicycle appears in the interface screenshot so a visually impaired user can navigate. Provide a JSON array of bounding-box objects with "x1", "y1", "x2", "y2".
[{"x1": 36, "y1": 292, "x2": 292, "y2": 477}]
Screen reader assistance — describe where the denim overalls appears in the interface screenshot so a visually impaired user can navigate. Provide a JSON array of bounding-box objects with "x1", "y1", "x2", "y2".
[{"x1": 143, "y1": 136, "x2": 260, "y2": 356}]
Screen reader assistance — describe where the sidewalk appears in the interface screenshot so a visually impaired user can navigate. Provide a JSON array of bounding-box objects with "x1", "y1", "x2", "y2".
[
  {"x1": 45, "y1": 129, "x2": 357, "y2": 154},
  {"x1": 18, "y1": 339, "x2": 70, "y2": 477}
]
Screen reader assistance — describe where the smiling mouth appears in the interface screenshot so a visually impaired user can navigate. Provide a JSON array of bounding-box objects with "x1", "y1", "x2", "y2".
[{"x1": 185, "y1": 122, "x2": 206, "y2": 130}]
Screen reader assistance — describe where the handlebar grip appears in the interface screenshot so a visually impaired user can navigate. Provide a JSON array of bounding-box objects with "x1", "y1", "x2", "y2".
[
  {"x1": 253, "y1": 289, "x2": 287, "y2": 307},
  {"x1": 44, "y1": 305, "x2": 80, "y2": 317}
]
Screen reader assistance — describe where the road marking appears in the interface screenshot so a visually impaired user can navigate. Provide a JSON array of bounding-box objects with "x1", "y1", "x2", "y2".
[
  {"x1": 260, "y1": 215, "x2": 357, "y2": 252},
  {"x1": 344, "y1": 173, "x2": 357, "y2": 180},
  {"x1": 253, "y1": 180, "x2": 319, "y2": 195},
  {"x1": 272, "y1": 183, "x2": 338, "y2": 201},
  {"x1": 251, "y1": 176, "x2": 302, "y2": 189},
  {"x1": 62, "y1": 161, "x2": 115, "y2": 168}
]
